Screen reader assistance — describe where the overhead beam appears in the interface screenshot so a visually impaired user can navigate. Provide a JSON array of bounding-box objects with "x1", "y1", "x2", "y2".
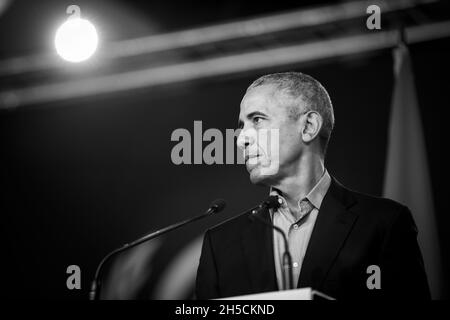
[
  {"x1": 0, "y1": 0, "x2": 437, "y2": 76},
  {"x1": 1, "y1": 20, "x2": 449, "y2": 109}
]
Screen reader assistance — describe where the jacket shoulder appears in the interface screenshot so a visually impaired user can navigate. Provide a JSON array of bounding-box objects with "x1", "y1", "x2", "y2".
[
  {"x1": 343, "y1": 185, "x2": 411, "y2": 225},
  {"x1": 352, "y1": 189, "x2": 406, "y2": 212}
]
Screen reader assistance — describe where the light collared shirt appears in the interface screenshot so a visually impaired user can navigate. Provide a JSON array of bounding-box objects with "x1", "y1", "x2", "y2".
[{"x1": 270, "y1": 170, "x2": 331, "y2": 290}]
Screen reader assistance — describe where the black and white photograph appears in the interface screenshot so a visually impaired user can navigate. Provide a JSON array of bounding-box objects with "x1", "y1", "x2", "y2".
[{"x1": 0, "y1": 0, "x2": 449, "y2": 305}]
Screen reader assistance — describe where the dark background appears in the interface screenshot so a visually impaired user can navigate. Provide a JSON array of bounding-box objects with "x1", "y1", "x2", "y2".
[{"x1": 0, "y1": 0, "x2": 449, "y2": 299}]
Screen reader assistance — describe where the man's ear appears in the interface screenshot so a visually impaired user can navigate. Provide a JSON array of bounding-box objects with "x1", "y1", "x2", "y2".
[{"x1": 301, "y1": 111, "x2": 323, "y2": 143}]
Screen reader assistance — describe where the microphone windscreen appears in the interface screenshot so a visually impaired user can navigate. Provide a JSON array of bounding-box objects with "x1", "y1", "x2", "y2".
[
  {"x1": 210, "y1": 199, "x2": 226, "y2": 213},
  {"x1": 264, "y1": 195, "x2": 282, "y2": 210}
]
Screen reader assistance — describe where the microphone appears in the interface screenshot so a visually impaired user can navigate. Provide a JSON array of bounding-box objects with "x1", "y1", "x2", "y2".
[
  {"x1": 208, "y1": 198, "x2": 226, "y2": 214},
  {"x1": 249, "y1": 195, "x2": 294, "y2": 291},
  {"x1": 89, "y1": 198, "x2": 226, "y2": 300},
  {"x1": 255, "y1": 195, "x2": 283, "y2": 212}
]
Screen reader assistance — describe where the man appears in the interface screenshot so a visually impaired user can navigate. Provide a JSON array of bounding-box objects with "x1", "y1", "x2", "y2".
[{"x1": 195, "y1": 72, "x2": 430, "y2": 300}]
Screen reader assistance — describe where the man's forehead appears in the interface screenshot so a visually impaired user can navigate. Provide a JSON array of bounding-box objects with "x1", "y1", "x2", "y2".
[{"x1": 239, "y1": 84, "x2": 291, "y2": 116}]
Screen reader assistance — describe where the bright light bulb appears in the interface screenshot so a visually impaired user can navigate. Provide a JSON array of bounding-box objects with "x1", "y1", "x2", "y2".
[{"x1": 55, "y1": 18, "x2": 98, "y2": 63}]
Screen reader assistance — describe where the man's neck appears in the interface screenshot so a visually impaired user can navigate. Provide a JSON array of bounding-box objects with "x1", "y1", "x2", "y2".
[{"x1": 272, "y1": 154, "x2": 325, "y2": 217}]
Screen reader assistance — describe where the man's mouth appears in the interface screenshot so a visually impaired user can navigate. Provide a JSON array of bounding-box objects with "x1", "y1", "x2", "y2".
[{"x1": 245, "y1": 154, "x2": 260, "y2": 163}]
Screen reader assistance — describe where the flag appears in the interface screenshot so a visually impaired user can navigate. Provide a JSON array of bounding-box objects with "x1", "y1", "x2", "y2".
[{"x1": 383, "y1": 43, "x2": 443, "y2": 299}]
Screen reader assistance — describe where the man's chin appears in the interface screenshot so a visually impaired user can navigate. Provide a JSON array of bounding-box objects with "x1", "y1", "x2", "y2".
[{"x1": 248, "y1": 167, "x2": 274, "y2": 186}]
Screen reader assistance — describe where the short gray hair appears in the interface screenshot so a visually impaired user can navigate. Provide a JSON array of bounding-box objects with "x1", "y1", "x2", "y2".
[{"x1": 247, "y1": 72, "x2": 335, "y2": 154}]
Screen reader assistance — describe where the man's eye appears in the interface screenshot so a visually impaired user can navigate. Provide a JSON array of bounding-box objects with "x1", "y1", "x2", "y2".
[{"x1": 253, "y1": 117, "x2": 263, "y2": 124}]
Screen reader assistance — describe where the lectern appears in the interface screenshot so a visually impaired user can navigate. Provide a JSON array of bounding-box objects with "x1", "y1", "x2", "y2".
[{"x1": 218, "y1": 287, "x2": 334, "y2": 300}]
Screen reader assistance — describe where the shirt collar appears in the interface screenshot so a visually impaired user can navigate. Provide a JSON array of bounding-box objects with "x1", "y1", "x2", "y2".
[
  {"x1": 305, "y1": 169, "x2": 331, "y2": 209},
  {"x1": 269, "y1": 169, "x2": 331, "y2": 211}
]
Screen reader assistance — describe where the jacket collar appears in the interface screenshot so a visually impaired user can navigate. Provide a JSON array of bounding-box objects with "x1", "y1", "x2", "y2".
[
  {"x1": 240, "y1": 176, "x2": 358, "y2": 293},
  {"x1": 298, "y1": 176, "x2": 358, "y2": 289}
]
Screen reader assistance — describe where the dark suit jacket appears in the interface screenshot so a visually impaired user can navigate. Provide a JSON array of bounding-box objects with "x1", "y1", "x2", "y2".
[{"x1": 195, "y1": 178, "x2": 431, "y2": 300}]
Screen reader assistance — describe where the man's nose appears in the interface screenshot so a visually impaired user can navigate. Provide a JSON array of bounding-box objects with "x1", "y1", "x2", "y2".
[{"x1": 236, "y1": 128, "x2": 255, "y2": 150}]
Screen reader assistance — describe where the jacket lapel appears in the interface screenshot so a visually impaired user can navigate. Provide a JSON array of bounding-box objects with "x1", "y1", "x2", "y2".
[
  {"x1": 241, "y1": 206, "x2": 278, "y2": 293},
  {"x1": 298, "y1": 177, "x2": 358, "y2": 290}
]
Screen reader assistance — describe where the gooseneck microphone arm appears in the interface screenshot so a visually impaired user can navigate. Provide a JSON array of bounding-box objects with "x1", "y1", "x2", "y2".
[
  {"x1": 89, "y1": 199, "x2": 226, "y2": 300},
  {"x1": 249, "y1": 195, "x2": 294, "y2": 291}
]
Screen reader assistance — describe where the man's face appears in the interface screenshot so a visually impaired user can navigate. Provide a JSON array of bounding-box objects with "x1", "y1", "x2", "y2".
[{"x1": 237, "y1": 84, "x2": 304, "y2": 185}]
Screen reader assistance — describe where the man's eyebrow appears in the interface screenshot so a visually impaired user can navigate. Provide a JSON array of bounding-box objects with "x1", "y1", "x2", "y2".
[
  {"x1": 247, "y1": 111, "x2": 267, "y2": 119},
  {"x1": 237, "y1": 111, "x2": 268, "y2": 128}
]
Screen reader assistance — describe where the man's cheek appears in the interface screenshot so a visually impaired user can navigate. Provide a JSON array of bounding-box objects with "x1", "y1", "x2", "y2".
[{"x1": 259, "y1": 129, "x2": 280, "y2": 176}]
